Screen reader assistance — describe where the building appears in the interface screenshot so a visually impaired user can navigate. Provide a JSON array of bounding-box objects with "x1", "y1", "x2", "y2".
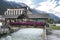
[
  {"x1": 0, "y1": 7, "x2": 49, "y2": 28},
  {"x1": 2, "y1": 7, "x2": 28, "y2": 22},
  {"x1": 27, "y1": 14, "x2": 49, "y2": 22},
  {"x1": 2, "y1": 7, "x2": 49, "y2": 22}
]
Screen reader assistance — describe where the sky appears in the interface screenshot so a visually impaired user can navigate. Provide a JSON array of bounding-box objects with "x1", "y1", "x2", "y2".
[{"x1": 6, "y1": 0, "x2": 60, "y2": 17}]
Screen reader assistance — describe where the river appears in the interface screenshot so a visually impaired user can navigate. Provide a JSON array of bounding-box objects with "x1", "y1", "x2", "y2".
[{"x1": 0, "y1": 28, "x2": 43, "y2": 40}]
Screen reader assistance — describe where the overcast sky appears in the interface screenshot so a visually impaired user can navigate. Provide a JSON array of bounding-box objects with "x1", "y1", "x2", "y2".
[{"x1": 6, "y1": 0, "x2": 60, "y2": 17}]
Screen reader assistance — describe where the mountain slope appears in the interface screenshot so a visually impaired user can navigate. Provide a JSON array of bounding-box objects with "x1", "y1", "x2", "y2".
[
  {"x1": 49, "y1": 13, "x2": 60, "y2": 21},
  {"x1": 0, "y1": 0, "x2": 60, "y2": 21},
  {"x1": 0, "y1": 0, "x2": 27, "y2": 15},
  {"x1": 31, "y1": 9, "x2": 60, "y2": 21}
]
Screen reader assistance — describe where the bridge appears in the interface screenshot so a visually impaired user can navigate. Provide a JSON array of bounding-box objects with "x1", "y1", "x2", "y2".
[{"x1": 10, "y1": 21, "x2": 46, "y2": 28}]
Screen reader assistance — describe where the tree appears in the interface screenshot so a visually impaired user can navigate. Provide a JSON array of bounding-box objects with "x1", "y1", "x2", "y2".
[
  {"x1": 57, "y1": 20, "x2": 60, "y2": 23},
  {"x1": 46, "y1": 18, "x2": 54, "y2": 24}
]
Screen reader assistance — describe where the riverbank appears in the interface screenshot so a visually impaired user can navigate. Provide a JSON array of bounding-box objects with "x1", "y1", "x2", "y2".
[
  {"x1": 0, "y1": 26, "x2": 20, "y2": 38},
  {"x1": 50, "y1": 26, "x2": 60, "y2": 30}
]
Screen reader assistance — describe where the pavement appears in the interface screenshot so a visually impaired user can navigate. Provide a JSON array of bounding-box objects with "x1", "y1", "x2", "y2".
[{"x1": 47, "y1": 30, "x2": 60, "y2": 40}]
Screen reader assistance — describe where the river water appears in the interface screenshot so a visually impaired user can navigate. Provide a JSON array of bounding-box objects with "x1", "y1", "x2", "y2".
[{"x1": 0, "y1": 28, "x2": 43, "y2": 40}]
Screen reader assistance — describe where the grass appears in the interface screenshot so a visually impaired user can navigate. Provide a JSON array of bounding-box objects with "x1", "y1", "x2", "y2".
[{"x1": 50, "y1": 26, "x2": 60, "y2": 30}]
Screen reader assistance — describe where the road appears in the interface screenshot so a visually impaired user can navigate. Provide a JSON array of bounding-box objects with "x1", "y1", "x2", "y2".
[{"x1": 47, "y1": 30, "x2": 60, "y2": 40}]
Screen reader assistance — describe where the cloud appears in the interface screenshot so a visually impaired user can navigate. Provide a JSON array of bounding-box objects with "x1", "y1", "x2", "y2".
[
  {"x1": 58, "y1": 1, "x2": 60, "y2": 4},
  {"x1": 36, "y1": 0, "x2": 60, "y2": 17},
  {"x1": 53, "y1": 6, "x2": 60, "y2": 12},
  {"x1": 36, "y1": 0, "x2": 57, "y2": 13},
  {"x1": 6, "y1": 0, "x2": 60, "y2": 17}
]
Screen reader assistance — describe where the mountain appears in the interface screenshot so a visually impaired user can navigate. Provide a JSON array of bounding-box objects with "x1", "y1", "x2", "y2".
[
  {"x1": 0, "y1": 0, "x2": 27, "y2": 15},
  {"x1": 49, "y1": 13, "x2": 60, "y2": 21},
  {"x1": 0, "y1": 0, "x2": 60, "y2": 21},
  {"x1": 31, "y1": 9, "x2": 48, "y2": 14},
  {"x1": 31, "y1": 9, "x2": 60, "y2": 21}
]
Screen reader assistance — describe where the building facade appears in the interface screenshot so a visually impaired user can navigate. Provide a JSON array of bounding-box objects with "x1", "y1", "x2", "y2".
[
  {"x1": 4, "y1": 8, "x2": 26, "y2": 15},
  {"x1": 2, "y1": 7, "x2": 49, "y2": 22},
  {"x1": 0, "y1": 7, "x2": 49, "y2": 28}
]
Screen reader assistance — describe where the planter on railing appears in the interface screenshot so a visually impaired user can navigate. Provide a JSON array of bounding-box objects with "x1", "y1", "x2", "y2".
[{"x1": 10, "y1": 22, "x2": 46, "y2": 26}]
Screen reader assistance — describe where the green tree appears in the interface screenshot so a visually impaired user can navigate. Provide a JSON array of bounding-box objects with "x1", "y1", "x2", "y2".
[
  {"x1": 46, "y1": 18, "x2": 54, "y2": 24},
  {"x1": 57, "y1": 20, "x2": 60, "y2": 23}
]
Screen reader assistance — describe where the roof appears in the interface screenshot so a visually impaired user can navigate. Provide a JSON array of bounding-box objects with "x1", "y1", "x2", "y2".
[
  {"x1": 2, "y1": 14, "x2": 49, "y2": 18},
  {"x1": 27, "y1": 14, "x2": 49, "y2": 18},
  {"x1": 2, "y1": 15, "x2": 19, "y2": 18}
]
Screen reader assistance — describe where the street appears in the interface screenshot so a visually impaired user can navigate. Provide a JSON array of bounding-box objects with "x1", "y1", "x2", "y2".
[{"x1": 47, "y1": 30, "x2": 60, "y2": 40}]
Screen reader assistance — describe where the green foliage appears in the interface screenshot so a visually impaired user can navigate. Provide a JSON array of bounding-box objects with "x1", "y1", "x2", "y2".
[
  {"x1": 57, "y1": 20, "x2": 60, "y2": 23},
  {"x1": 50, "y1": 26, "x2": 60, "y2": 30},
  {"x1": 46, "y1": 18, "x2": 54, "y2": 24}
]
